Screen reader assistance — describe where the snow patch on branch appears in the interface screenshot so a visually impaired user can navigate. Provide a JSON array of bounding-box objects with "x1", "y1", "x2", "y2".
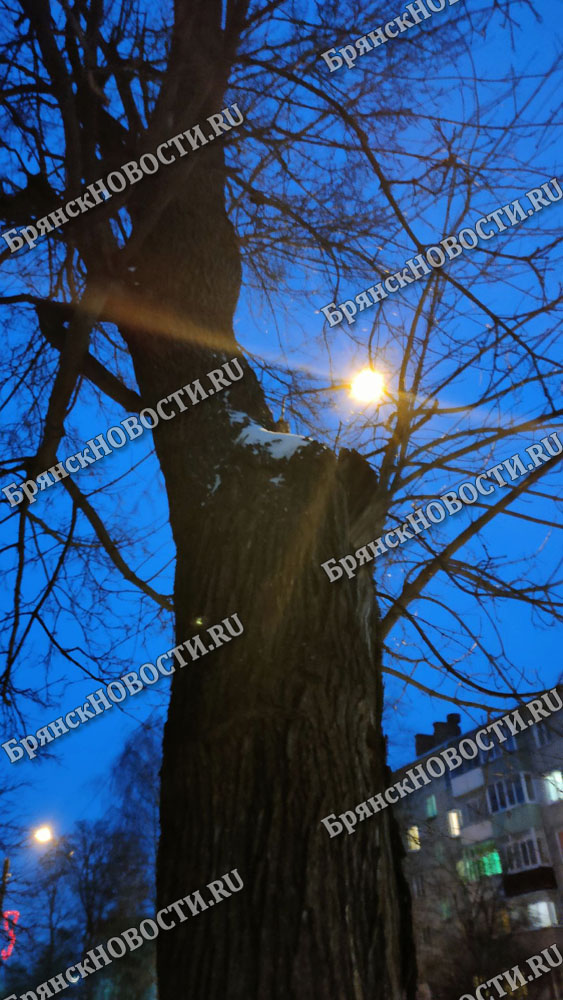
[{"x1": 229, "y1": 411, "x2": 309, "y2": 461}]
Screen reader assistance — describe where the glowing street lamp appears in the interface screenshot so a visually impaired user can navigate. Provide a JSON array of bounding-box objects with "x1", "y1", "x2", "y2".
[
  {"x1": 349, "y1": 368, "x2": 385, "y2": 403},
  {"x1": 33, "y1": 826, "x2": 54, "y2": 845}
]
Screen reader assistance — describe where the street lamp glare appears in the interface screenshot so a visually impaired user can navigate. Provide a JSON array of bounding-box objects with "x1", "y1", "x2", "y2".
[
  {"x1": 33, "y1": 826, "x2": 53, "y2": 844},
  {"x1": 350, "y1": 368, "x2": 385, "y2": 403}
]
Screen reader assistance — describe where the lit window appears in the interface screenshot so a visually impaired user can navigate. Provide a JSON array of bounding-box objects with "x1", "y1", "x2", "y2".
[
  {"x1": 458, "y1": 856, "x2": 478, "y2": 881},
  {"x1": 481, "y1": 850, "x2": 502, "y2": 876},
  {"x1": 407, "y1": 826, "x2": 421, "y2": 851},
  {"x1": 527, "y1": 900, "x2": 556, "y2": 929},
  {"x1": 544, "y1": 770, "x2": 563, "y2": 802},
  {"x1": 458, "y1": 842, "x2": 502, "y2": 881},
  {"x1": 426, "y1": 795, "x2": 437, "y2": 819},
  {"x1": 448, "y1": 809, "x2": 461, "y2": 837}
]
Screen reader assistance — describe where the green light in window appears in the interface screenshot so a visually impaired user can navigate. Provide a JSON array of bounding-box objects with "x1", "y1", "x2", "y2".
[
  {"x1": 426, "y1": 795, "x2": 437, "y2": 818},
  {"x1": 482, "y1": 851, "x2": 502, "y2": 876},
  {"x1": 490, "y1": 850, "x2": 502, "y2": 875},
  {"x1": 460, "y1": 846, "x2": 502, "y2": 881}
]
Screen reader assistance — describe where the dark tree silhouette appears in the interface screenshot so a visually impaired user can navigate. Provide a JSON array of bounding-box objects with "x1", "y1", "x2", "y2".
[{"x1": 0, "y1": 1, "x2": 561, "y2": 997}]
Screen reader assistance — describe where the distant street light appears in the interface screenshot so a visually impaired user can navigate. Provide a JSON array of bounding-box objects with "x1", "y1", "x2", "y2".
[
  {"x1": 33, "y1": 826, "x2": 54, "y2": 844},
  {"x1": 0, "y1": 824, "x2": 60, "y2": 964},
  {"x1": 350, "y1": 368, "x2": 385, "y2": 403}
]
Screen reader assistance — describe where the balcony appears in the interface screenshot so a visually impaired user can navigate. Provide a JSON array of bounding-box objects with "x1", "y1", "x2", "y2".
[
  {"x1": 502, "y1": 866, "x2": 558, "y2": 897},
  {"x1": 461, "y1": 820, "x2": 494, "y2": 844},
  {"x1": 451, "y1": 767, "x2": 484, "y2": 797}
]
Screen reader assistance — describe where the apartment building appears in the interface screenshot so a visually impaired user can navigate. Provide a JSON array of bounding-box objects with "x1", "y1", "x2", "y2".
[{"x1": 392, "y1": 702, "x2": 563, "y2": 999}]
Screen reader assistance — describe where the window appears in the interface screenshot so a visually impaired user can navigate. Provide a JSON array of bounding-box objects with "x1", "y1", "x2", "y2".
[
  {"x1": 544, "y1": 770, "x2": 563, "y2": 802},
  {"x1": 439, "y1": 900, "x2": 451, "y2": 920},
  {"x1": 426, "y1": 794, "x2": 437, "y2": 819},
  {"x1": 487, "y1": 774, "x2": 535, "y2": 813},
  {"x1": 448, "y1": 809, "x2": 461, "y2": 837},
  {"x1": 521, "y1": 839, "x2": 537, "y2": 866},
  {"x1": 505, "y1": 831, "x2": 549, "y2": 873},
  {"x1": 481, "y1": 850, "x2": 503, "y2": 876},
  {"x1": 534, "y1": 722, "x2": 552, "y2": 748},
  {"x1": 407, "y1": 826, "x2": 421, "y2": 851},
  {"x1": 458, "y1": 841, "x2": 502, "y2": 881},
  {"x1": 527, "y1": 900, "x2": 556, "y2": 929}
]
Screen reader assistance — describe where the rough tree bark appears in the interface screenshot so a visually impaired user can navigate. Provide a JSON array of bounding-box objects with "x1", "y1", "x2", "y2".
[{"x1": 104, "y1": 73, "x2": 416, "y2": 998}]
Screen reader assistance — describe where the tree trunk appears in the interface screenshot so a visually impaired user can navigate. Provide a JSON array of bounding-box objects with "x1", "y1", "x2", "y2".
[{"x1": 112, "y1": 110, "x2": 415, "y2": 1000}]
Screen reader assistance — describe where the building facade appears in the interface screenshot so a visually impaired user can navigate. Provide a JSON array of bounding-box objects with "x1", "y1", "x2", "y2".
[{"x1": 392, "y1": 702, "x2": 563, "y2": 999}]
